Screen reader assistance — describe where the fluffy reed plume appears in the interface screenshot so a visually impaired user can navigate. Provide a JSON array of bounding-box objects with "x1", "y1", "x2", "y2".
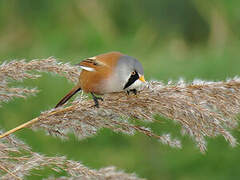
[
  {"x1": 0, "y1": 58, "x2": 239, "y2": 153},
  {"x1": 0, "y1": 130, "x2": 142, "y2": 180},
  {"x1": 0, "y1": 57, "x2": 80, "y2": 104},
  {"x1": 32, "y1": 97, "x2": 181, "y2": 148},
  {"x1": 26, "y1": 78, "x2": 240, "y2": 152}
]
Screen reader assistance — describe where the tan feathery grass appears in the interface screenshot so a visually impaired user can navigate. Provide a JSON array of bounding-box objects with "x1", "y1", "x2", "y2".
[
  {"x1": 0, "y1": 57, "x2": 80, "y2": 104},
  {"x1": 0, "y1": 130, "x2": 143, "y2": 180},
  {"x1": 0, "y1": 58, "x2": 239, "y2": 154},
  {"x1": 1, "y1": 57, "x2": 240, "y2": 179}
]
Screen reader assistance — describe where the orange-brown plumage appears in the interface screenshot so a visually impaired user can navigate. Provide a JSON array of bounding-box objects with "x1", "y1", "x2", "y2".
[
  {"x1": 55, "y1": 51, "x2": 145, "y2": 108},
  {"x1": 79, "y1": 52, "x2": 123, "y2": 94}
]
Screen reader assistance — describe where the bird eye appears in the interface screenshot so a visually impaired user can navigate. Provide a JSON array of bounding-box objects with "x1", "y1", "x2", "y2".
[{"x1": 131, "y1": 71, "x2": 136, "y2": 75}]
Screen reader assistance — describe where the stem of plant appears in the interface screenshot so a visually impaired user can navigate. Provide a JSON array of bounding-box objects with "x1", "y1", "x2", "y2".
[{"x1": 0, "y1": 106, "x2": 74, "y2": 139}]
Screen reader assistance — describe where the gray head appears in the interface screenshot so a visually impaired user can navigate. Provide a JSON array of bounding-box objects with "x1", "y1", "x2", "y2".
[{"x1": 114, "y1": 55, "x2": 145, "y2": 90}]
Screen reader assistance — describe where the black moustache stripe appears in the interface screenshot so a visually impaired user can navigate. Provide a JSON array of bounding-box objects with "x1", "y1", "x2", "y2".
[{"x1": 124, "y1": 72, "x2": 139, "y2": 89}]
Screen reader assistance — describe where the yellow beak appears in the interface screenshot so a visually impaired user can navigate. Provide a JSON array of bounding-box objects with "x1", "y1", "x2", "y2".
[{"x1": 139, "y1": 75, "x2": 146, "y2": 82}]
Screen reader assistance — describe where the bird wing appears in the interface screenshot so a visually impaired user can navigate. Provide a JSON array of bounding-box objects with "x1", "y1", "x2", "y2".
[{"x1": 76, "y1": 58, "x2": 107, "y2": 72}]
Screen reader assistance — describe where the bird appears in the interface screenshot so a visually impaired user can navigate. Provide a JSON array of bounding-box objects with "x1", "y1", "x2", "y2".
[{"x1": 55, "y1": 51, "x2": 145, "y2": 108}]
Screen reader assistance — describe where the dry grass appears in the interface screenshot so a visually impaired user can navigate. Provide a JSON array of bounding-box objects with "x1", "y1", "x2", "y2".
[
  {"x1": 0, "y1": 57, "x2": 240, "y2": 178},
  {"x1": 0, "y1": 57, "x2": 80, "y2": 104},
  {"x1": 22, "y1": 78, "x2": 240, "y2": 152},
  {"x1": 0, "y1": 130, "x2": 143, "y2": 180}
]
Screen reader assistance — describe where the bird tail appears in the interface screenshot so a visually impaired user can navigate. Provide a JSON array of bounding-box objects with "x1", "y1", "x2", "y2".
[{"x1": 55, "y1": 86, "x2": 81, "y2": 108}]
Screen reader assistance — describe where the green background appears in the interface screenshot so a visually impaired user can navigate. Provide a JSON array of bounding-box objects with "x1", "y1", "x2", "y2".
[{"x1": 1, "y1": 1, "x2": 240, "y2": 179}]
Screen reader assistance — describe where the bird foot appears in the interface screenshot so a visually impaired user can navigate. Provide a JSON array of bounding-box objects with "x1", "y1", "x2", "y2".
[
  {"x1": 127, "y1": 89, "x2": 138, "y2": 95},
  {"x1": 91, "y1": 93, "x2": 103, "y2": 108}
]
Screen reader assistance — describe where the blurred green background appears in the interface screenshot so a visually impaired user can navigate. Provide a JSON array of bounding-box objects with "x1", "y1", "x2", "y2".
[{"x1": 1, "y1": 0, "x2": 240, "y2": 179}]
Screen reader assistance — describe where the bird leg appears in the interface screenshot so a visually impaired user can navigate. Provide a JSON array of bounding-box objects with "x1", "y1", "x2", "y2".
[
  {"x1": 127, "y1": 89, "x2": 138, "y2": 95},
  {"x1": 91, "y1": 92, "x2": 103, "y2": 108}
]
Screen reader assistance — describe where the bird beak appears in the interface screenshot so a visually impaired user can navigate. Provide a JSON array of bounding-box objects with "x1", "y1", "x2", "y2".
[{"x1": 139, "y1": 75, "x2": 146, "y2": 82}]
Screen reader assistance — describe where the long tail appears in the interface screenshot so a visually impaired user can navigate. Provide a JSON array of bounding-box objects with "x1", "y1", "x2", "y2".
[{"x1": 55, "y1": 86, "x2": 81, "y2": 108}]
